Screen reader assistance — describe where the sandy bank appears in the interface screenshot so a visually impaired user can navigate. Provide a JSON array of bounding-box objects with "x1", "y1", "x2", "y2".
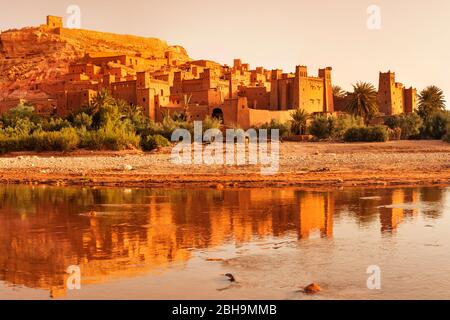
[{"x1": 0, "y1": 140, "x2": 449, "y2": 189}]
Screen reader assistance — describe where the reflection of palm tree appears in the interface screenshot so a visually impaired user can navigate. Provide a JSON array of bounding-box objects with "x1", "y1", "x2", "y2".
[{"x1": 346, "y1": 82, "x2": 378, "y2": 124}]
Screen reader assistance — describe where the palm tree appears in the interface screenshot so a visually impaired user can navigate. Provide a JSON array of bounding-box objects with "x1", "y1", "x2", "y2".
[
  {"x1": 346, "y1": 82, "x2": 378, "y2": 124},
  {"x1": 332, "y1": 85, "x2": 346, "y2": 98},
  {"x1": 290, "y1": 108, "x2": 310, "y2": 135},
  {"x1": 90, "y1": 89, "x2": 115, "y2": 114},
  {"x1": 181, "y1": 93, "x2": 192, "y2": 121},
  {"x1": 417, "y1": 85, "x2": 446, "y2": 121}
]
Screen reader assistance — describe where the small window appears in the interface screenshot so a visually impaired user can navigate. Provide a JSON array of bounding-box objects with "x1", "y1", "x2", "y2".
[{"x1": 143, "y1": 97, "x2": 146, "y2": 102}]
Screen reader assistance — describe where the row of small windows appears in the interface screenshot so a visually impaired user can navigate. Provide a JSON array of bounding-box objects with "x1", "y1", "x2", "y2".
[{"x1": 309, "y1": 99, "x2": 322, "y2": 105}]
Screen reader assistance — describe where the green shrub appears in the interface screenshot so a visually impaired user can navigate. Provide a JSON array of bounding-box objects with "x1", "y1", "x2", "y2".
[
  {"x1": 343, "y1": 125, "x2": 388, "y2": 142},
  {"x1": 152, "y1": 116, "x2": 194, "y2": 140},
  {"x1": 343, "y1": 127, "x2": 365, "y2": 142},
  {"x1": 443, "y1": 133, "x2": 450, "y2": 142},
  {"x1": 160, "y1": 116, "x2": 182, "y2": 139},
  {"x1": 443, "y1": 135, "x2": 450, "y2": 143},
  {"x1": 0, "y1": 134, "x2": 21, "y2": 153},
  {"x1": 443, "y1": 123, "x2": 450, "y2": 142},
  {"x1": 73, "y1": 112, "x2": 93, "y2": 129},
  {"x1": 142, "y1": 134, "x2": 171, "y2": 151},
  {"x1": 421, "y1": 111, "x2": 450, "y2": 139},
  {"x1": 30, "y1": 127, "x2": 80, "y2": 151},
  {"x1": 309, "y1": 115, "x2": 331, "y2": 139},
  {"x1": 40, "y1": 117, "x2": 72, "y2": 132},
  {"x1": 384, "y1": 113, "x2": 423, "y2": 139},
  {"x1": 3, "y1": 118, "x2": 38, "y2": 136},
  {"x1": 330, "y1": 115, "x2": 363, "y2": 140},
  {"x1": 0, "y1": 127, "x2": 80, "y2": 153},
  {"x1": 384, "y1": 116, "x2": 398, "y2": 130},
  {"x1": 387, "y1": 127, "x2": 402, "y2": 141},
  {"x1": 79, "y1": 126, "x2": 140, "y2": 150},
  {"x1": 135, "y1": 119, "x2": 162, "y2": 137},
  {"x1": 258, "y1": 119, "x2": 291, "y2": 137},
  {"x1": 202, "y1": 116, "x2": 221, "y2": 132},
  {"x1": 368, "y1": 125, "x2": 389, "y2": 142},
  {"x1": 400, "y1": 113, "x2": 423, "y2": 139},
  {"x1": 0, "y1": 102, "x2": 38, "y2": 127}
]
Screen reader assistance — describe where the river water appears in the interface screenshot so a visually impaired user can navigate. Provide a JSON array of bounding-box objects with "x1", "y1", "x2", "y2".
[{"x1": 0, "y1": 185, "x2": 449, "y2": 300}]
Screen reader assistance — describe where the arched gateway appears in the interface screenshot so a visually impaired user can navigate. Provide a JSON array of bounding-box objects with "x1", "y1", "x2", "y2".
[{"x1": 211, "y1": 108, "x2": 224, "y2": 123}]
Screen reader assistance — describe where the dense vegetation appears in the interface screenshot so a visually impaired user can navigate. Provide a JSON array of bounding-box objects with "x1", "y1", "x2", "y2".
[
  {"x1": 343, "y1": 126, "x2": 388, "y2": 142},
  {"x1": 282, "y1": 107, "x2": 449, "y2": 143},
  {"x1": 294, "y1": 84, "x2": 448, "y2": 143},
  {"x1": 0, "y1": 84, "x2": 448, "y2": 153},
  {"x1": 0, "y1": 91, "x2": 221, "y2": 153}
]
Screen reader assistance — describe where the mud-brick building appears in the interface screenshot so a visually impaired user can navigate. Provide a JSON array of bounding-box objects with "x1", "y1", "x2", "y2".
[
  {"x1": 46, "y1": 15, "x2": 63, "y2": 29},
  {"x1": 170, "y1": 68, "x2": 229, "y2": 107},
  {"x1": 377, "y1": 71, "x2": 417, "y2": 115},
  {"x1": 268, "y1": 66, "x2": 334, "y2": 113}
]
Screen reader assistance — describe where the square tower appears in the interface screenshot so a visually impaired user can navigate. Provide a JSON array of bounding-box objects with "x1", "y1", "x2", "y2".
[
  {"x1": 377, "y1": 71, "x2": 396, "y2": 115},
  {"x1": 403, "y1": 87, "x2": 417, "y2": 113},
  {"x1": 136, "y1": 71, "x2": 150, "y2": 89},
  {"x1": 319, "y1": 67, "x2": 334, "y2": 113},
  {"x1": 46, "y1": 16, "x2": 63, "y2": 28},
  {"x1": 293, "y1": 66, "x2": 308, "y2": 110},
  {"x1": 377, "y1": 71, "x2": 414, "y2": 115}
]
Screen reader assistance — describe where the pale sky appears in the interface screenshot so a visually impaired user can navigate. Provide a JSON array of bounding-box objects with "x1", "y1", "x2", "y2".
[{"x1": 1, "y1": 0, "x2": 449, "y2": 103}]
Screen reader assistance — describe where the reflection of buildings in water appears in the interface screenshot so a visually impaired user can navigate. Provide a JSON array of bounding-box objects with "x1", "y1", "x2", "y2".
[
  {"x1": 379, "y1": 188, "x2": 420, "y2": 233},
  {"x1": 5, "y1": 186, "x2": 442, "y2": 297},
  {"x1": 202, "y1": 190, "x2": 334, "y2": 243},
  {"x1": 7, "y1": 187, "x2": 441, "y2": 297},
  {"x1": 0, "y1": 187, "x2": 337, "y2": 297},
  {"x1": 420, "y1": 187, "x2": 444, "y2": 219},
  {"x1": 60, "y1": 199, "x2": 193, "y2": 298},
  {"x1": 298, "y1": 192, "x2": 333, "y2": 239},
  {"x1": 39, "y1": 187, "x2": 444, "y2": 298},
  {"x1": 0, "y1": 189, "x2": 193, "y2": 298}
]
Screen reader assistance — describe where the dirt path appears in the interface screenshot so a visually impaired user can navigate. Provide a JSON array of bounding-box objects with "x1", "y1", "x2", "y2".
[{"x1": 0, "y1": 140, "x2": 449, "y2": 189}]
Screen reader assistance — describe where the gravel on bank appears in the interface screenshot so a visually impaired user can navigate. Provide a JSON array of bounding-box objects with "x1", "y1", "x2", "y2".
[{"x1": 0, "y1": 140, "x2": 449, "y2": 188}]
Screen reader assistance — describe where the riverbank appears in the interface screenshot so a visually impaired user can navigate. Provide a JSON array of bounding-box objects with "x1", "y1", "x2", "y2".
[{"x1": 0, "y1": 140, "x2": 449, "y2": 188}]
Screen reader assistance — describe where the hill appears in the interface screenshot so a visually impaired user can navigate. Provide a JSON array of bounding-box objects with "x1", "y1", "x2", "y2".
[{"x1": 0, "y1": 24, "x2": 190, "y2": 100}]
